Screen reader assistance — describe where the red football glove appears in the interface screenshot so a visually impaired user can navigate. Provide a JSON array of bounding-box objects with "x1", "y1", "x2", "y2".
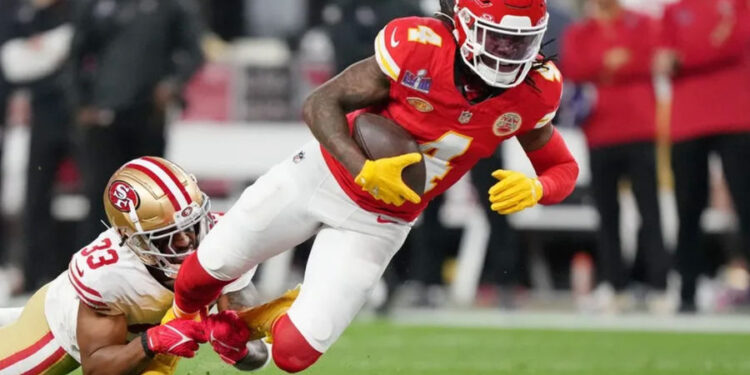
[
  {"x1": 142, "y1": 319, "x2": 208, "y2": 358},
  {"x1": 204, "y1": 311, "x2": 251, "y2": 364}
]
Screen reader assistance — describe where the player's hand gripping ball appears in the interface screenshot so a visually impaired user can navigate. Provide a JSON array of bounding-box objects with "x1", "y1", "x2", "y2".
[
  {"x1": 355, "y1": 154, "x2": 423, "y2": 206},
  {"x1": 351, "y1": 113, "x2": 426, "y2": 207},
  {"x1": 204, "y1": 310, "x2": 252, "y2": 365},
  {"x1": 488, "y1": 169, "x2": 543, "y2": 215}
]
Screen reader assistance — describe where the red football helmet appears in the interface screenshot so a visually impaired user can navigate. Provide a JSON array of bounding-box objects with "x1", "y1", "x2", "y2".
[{"x1": 453, "y1": 0, "x2": 548, "y2": 88}]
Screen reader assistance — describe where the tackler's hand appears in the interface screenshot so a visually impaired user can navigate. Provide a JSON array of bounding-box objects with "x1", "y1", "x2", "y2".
[
  {"x1": 142, "y1": 319, "x2": 207, "y2": 359},
  {"x1": 204, "y1": 311, "x2": 251, "y2": 365},
  {"x1": 354, "y1": 153, "x2": 422, "y2": 207},
  {"x1": 488, "y1": 169, "x2": 543, "y2": 215}
]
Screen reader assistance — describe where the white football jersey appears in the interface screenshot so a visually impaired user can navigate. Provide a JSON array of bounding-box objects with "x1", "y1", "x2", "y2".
[{"x1": 44, "y1": 213, "x2": 253, "y2": 363}]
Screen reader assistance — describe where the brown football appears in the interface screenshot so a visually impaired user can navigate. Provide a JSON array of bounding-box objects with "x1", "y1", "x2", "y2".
[{"x1": 352, "y1": 113, "x2": 426, "y2": 195}]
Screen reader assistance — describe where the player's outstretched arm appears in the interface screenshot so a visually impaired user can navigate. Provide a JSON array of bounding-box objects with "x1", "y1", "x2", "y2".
[
  {"x1": 486, "y1": 125, "x2": 578, "y2": 215},
  {"x1": 77, "y1": 303, "x2": 206, "y2": 375},
  {"x1": 302, "y1": 56, "x2": 391, "y2": 177},
  {"x1": 516, "y1": 125, "x2": 579, "y2": 205}
]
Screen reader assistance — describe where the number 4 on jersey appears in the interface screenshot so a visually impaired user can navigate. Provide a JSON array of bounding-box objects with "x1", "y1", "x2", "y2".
[
  {"x1": 408, "y1": 25, "x2": 442, "y2": 47},
  {"x1": 419, "y1": 131, "x2": 473, "y2": 193},
  {"x1": 538, "y1": 62, "x2": 562, "y2": 82}
]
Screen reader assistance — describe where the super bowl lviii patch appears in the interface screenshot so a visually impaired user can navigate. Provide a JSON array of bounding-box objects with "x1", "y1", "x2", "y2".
[{"x1": 401, "y1": 69, "x2": 432, "y2": 94}]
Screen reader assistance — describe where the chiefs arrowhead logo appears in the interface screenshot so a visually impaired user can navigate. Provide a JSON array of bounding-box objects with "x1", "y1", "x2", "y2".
[
  {"x1": 493, "y1": 112, "x2": 523, "y2": 137},
  {"x1": 108, "y1": 180, "x2": 140, "y2": 212}
]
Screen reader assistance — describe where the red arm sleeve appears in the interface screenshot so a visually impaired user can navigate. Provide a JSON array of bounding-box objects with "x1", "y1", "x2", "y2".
[{"x1": 527, "y1": 128, "x2": 579, "y2": 205}]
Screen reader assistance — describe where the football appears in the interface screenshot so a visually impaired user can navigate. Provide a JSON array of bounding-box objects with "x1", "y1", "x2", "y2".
[{"x1": 352, "y1": 113, "x2": 427, "y2": 195}]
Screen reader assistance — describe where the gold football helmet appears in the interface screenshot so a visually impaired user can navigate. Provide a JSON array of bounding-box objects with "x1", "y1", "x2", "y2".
[{"x1": 103, "y1": 156, "x2": 212, "y2": 278}]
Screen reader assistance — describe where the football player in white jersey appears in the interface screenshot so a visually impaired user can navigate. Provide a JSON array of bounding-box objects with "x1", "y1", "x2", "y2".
[{"x1": 0, "y1": 156, "x2": 279, "y2": 375}]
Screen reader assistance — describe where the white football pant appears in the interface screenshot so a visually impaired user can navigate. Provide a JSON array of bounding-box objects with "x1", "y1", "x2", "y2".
[{"x1": 197, "y1": 140, "x2": 412, "y2": 353}]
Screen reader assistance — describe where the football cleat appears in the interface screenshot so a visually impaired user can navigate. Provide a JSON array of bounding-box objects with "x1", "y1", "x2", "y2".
[{"x1": 237, "y1": 285, "x2": 301, "y2": 341}]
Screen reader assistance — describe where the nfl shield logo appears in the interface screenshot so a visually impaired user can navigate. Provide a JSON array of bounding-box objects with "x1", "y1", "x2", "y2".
[{"x1": 458, "y1": 110, "x2": 473, "y2": 124}]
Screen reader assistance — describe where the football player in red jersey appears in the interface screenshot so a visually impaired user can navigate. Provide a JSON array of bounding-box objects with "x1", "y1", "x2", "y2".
[{"x1": 174, "y1": 0, "x2": 579, "y2": 372}]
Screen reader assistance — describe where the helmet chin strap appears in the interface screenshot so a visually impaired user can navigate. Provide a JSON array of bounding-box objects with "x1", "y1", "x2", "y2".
[{"x1": 127, "y1": 200, "x2": 144, "y2": 233}]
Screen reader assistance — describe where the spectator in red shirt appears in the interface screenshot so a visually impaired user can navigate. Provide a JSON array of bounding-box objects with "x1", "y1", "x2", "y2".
[
  {"x1": 562, "y1": 0, "x2": 669, "y2": 311},
  {"x1": 655, "y1": 0, "x2": 750, "y2": 313}
]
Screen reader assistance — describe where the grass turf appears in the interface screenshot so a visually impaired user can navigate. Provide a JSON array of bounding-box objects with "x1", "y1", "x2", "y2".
[{"x1": 170, "y1": 320, "x2": 750, "y2": 375}]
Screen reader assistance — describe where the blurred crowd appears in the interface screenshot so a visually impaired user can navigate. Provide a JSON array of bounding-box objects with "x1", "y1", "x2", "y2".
[{"x1": 0, "y1": 0, "x2": 749, "y2": 316}]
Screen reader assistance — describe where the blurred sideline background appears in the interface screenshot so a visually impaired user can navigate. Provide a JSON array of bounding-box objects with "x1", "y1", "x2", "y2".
[{"x1": 0, "y1": 0, "x2": 748, "y2": 326}]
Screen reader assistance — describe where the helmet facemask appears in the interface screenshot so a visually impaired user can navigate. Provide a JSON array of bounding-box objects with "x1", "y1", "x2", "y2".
[
  {"x1": 456, "y1": 7, "x2": 546, "y2": 88},
  {"x1": 122, "y1": 194, "x2": 213, "y2": 278}
]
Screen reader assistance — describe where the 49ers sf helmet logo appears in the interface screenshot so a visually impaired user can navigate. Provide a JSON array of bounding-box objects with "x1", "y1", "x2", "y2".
[{"x1": 108, "y1": 181, "x2": 140, "y2": 212}]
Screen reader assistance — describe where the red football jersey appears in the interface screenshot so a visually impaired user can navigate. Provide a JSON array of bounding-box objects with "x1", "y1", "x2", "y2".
[
  {"x1": 660, "y1": 0, "x2": 750, "y2": 142},
  {"x1": 321, "y1": 17, "x2": 563, "y2": 221}
]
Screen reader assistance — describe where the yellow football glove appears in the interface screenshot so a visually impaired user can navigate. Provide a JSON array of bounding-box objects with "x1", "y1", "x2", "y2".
[
  {"x1": 354, "y1": 153, "x2": 422, "y2": 207},
  {"x1": 488, "y1": 169, "x2": 543, "y2": 215}
]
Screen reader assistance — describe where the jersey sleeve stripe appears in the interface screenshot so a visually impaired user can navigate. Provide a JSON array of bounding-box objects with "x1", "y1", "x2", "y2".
[
  {"x1": 141, "y1": 157, "x2": 193, "y2": 206},
  {"x1": 67, "y1": 262, "x2": 108, "y2": 308},
  {"x1": 68, "y1": 273, "x2": 107, "y2": 308},
  {"x1": 67, "y1": 261, "x2": 102, "y2": 297},
  {"x1": 71, "y1": 281, "x2": 107, "y2": 310},
  {"x1": 374, "y1": 29, "x2": 400, "y2": 81}
]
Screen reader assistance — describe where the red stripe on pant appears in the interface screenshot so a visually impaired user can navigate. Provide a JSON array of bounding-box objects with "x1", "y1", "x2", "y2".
[
  {"x1": 174, "y1": 252, "x2": 233, "y2": 315},
  {"x1": 0, "y1": 332, "x2": 54, "y2": 370},
  {"x1": 25, "y1": 347, "x2": 67, "y2": 375}
]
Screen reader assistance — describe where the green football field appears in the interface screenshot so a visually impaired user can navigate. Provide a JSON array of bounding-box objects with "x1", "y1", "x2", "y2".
[{"x1": 170, "y1": 320, "x2": 750, "y2": 375}]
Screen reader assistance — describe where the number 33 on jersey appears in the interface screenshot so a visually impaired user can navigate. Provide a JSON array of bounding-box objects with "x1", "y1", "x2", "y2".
[
  {"x1": 67, "y1": 229, "x2": 173, "y2": 316},
  {"x1": 322, "y1": 16, "x2": 563, "y2": 222}
]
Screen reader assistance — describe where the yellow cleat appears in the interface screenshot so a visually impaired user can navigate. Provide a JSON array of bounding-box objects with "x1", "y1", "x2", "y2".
[{"x1": 237, "y1": 285, "x2": 301, "y2": 341}]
